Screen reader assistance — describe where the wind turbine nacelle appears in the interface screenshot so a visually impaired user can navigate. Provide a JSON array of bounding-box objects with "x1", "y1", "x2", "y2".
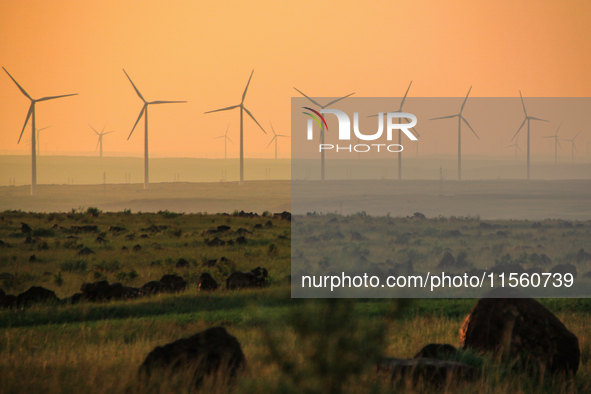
[{"x1": 306, "y1": 110, "x2": 418, "y2": 141}]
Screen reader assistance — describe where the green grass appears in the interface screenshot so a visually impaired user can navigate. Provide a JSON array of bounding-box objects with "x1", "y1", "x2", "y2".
[{"x1": 1, "y1": 210, "x2": 591, "y2": 393}]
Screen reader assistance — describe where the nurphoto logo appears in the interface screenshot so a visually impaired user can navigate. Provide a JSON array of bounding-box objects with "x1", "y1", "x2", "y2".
[{"x1": 303, "y1": 107, "x2": 418, "y2": 153}]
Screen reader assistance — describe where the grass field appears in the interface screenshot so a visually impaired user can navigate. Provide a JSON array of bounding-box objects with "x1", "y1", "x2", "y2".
[{"x1": 1, "y1": 210, "x2": 590, "y2": 393}]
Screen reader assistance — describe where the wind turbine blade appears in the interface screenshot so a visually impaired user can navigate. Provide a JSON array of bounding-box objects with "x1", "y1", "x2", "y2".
[
  {"x1": 18, "y1": 104, "x2": 34, "y2": 144},
  {"x1": 227, "y1": 136, "x2": 234, "y2": 145},
  {"x1": 554, "y1": 122, "x2": 562, "y2": 136},
  {"x1": 225, "y1": 124, "x2": 230, "y2": 136},
  {"x1": 512, "y1": 119, "x2": 526, "y2": 141},
  {"x1": 325, "y1": 92, "x2": 355, "y2": 107},
  {"x1": 95, "y1": 139, "x2": 100, "y2": 151},
  {"x1": 89, "y1": 124, "x2": 100, "y2": 135},
  {"x1": 277, "y1": 134, "x2": 289, "y2": 137},
  {"x1": 37, "y1": 93, "x2": 78, "y2": 102},
  {"x1": 517, "y1": 145, "x2": 524, "y2": 153},
  {"x1": 529, "y1": 116, "x2": 549, "y2": 122},
  {"x1": 574, "y1": 130, "x2": 581, "y2": 140},
  {"x1": 519, "y1": 90, "x2": 527, "y2": 117},
  {"x1": 541, "y1": 136, "x2": 554, "y2": 139},
  {"x1": 574, "y1": 144, "x2": 577, "y2": 152},
  {"x1": 505, "y1": 144, "x2": 515, "y2": 148},
  {"x1": 459, "y1": 86, "x2": 472, "y2": 114},
  {"x1": 128, "y1": 105, "x2": 146, "y2": 140},
  {"x1": 241, "y1": 70, "x2": 255, "y2": 104},
  {"x1": 461, "y1": 116, "x2": 479, "y2": 139},
  {"x1": 214, "y1": 135, "x2": 225, "y2": 139},
  {"x1": 3, "y1": 67, "x2": 32, "y2": 100},
  {"x1": 270, "y1": 122, "x2": 276, "y2": 136},
  {"x1": 204, "y1": 104, "x2": 240, "y2": 114},
  {"x1": 399, "y1": 81, "x2": 412, "y2": 111},
  {"x1": 430, "y1": 114, "x2": 458, "y2": 121},
  {"x1": 37, "y1": 126, "x2": 51, "y2": 132},
  {"x1": 103, "y1": 131, "x2": 115, "y2": 135},
  {"x1": 293, "y1": 87, "x2": 322, "y2": 107},
  {"x1": 122, "y1": 69, "x2": 145, "y2": 102},
  {"x1": 266, "y1": 137, "x2": 276, "y2": 149},
  {"x1": 149, "y1": 100, "x2": 187, "y2": 104},
  {"x1": 557, "y1": 139, "x2": 562, "y2": 149},
  {"x1": 243, "y1": 107, "x2": 266, "y2": 134}
]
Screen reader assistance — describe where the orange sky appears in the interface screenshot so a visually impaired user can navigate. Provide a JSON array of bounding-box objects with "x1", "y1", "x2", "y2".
[{"x1": 0, "y1": 0, "x2": 590, "y2": 159}]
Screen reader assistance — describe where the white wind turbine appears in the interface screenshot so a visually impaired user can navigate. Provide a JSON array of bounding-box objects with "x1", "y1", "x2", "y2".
[
  {"x1": 266, "y1": 122, "x2": 288, "y2": 160},
  {"x1": 369, "y1": 81, "x2": 417, "y2": 180},
  {"x1": 3, "y1": 67, "x2": 77, "y2": 195},
  {"x1": 430, "y1": 86, "x2": 479, "y2": 181},
  {"x1": 294, "y1": 87, "x2": 354, "y2": 181},
  {"x1": 205, "y1": 70, "x2": 266, "y2": 185},
  {"x1": 214, "y1": 124, "x2": 233, "y2": 159},
  {"x1": 123, "y1": 69, "x2": 186, "y2": 189},
  {"x1": 511, "y1": 91, "x2": 549, "y2": 179},
  {"x1": 561, "y1": 130, "x2": 581, "y2": 162},
  {"x1": 89, "y1": 125, "x2": 115, "y2": 158},
  {"x1": 541, "y1": 122, "x2": 562, "y2": 163},
  {"x1": 35, "y1": 126, "x2": 51, "y2": 156}
]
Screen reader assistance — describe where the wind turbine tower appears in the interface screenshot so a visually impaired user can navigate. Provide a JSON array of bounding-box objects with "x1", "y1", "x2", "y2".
[
  {"x1": 123, "y1": 69, "x2": 186, "y2": 189},
  {"x1": 294, "y1": 87, "x2": 354, "y2": 181},
  {"x1": 561, "y1": 130, "x2": 581, "y2": 162},
  {"x1": 214, "y1": 124, "x2": 233, "y2": 159},
  {"x1": 430, "y1": 87, "x2": 479, "y2": 180},
  {"x1": 267, "y1": 122, "x2": 288, "y2": 160},
  {"x1": 541, "y1": 122, "x2": 562, "y2": 163},
  {"x1": 511, "y1": 91, "x2": 549, "y2": 179},
  {"x1": 369, "y1": 81, "x2": 417, "y2": 180},
  {"x1": 205, "y1": 70, "x2": 266, "y2": 185},
  {"x1": 3, "y1": 67, "x2": 77, "y2": 195},
  {"x1": 90, "y1": 125, "x2": 115, "y2": 158}
]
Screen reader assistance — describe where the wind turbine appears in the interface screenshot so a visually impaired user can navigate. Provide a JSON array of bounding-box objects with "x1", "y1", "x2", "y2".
[
  {"x1": 511, "y1": 91, "x2": 549, "y2": 179},
  {"x1": 505, "y1": 142, "x2": 524, "y2": 159},
  {"x1": 35, "y1": 126, "x2": 51, "y2": 156},
  {"x1": 205, "y1": 70, "x2": 266, "y2": 185},
  {"x1": 294, "y1": 87, "x2": 354, "y2": 181},
  {"x1": 89, "y1": 124, "x2": 115, "y2": 158},
  {"x1": 3, "y1": 67, "x2": 77, "y2": 195},
  {"x1": 368, "y1": 81, "x2": 417, "y2": 180},
  {"x1": 541, "y1": 122, "x2": 562, "y2": 163},
  {"x1": 561, "y1": 131, "x2": 581, "y2": 162},
  {"x1": 123, "y1": 69, "x2": 186, "y2": 189},
  {"x1": 266, "y1": 122, "x2": 288, "y2": 160},
  {"x1": 214, "y1": 124, "x2": 233, "y2": 159},
  {"x1": 430, "y1": 86, "x2": 479, "y2": 180}
]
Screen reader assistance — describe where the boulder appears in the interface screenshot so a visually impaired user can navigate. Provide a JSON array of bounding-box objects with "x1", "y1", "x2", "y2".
[
  {"x1": 377, "y1": 358, "x2": 478, "y2": 387},
  {"x1": 351, "y1": 231, "x2": 364, "y2": 241},
  {"x1": 159, "y1": 275, "x2": 187, "y2": 292},
  {"x1": 81, "y1": 280, "x2": 141, "y2": 301},
  {"x1": 460, "y1": 287, "x2": 580, "y2": 376},
  {"x1": 198, "y1": 273, "x2": 218, "y2": 291},
  {"x1": 76, "y1": 247, "x2": 95, "y2": 256},
  {"x1": 176, "y1": 258, "x2": 190, "y2": 268},
  {"x1": 139, "y1": 326, "x2": 246, "y2": 386},
  {"x1": 21, "y1": 222, "x2": 32, "y2": 233},
  {"x1": 549, "y1": 263, "x2": 577, "y2": 279},
  {"x1": 413, "y1": 344, "x2": 459, "y2": 360},
  {"x1": 226, "y1": 268, "x2": 268, "y2": 290},
  {"x1": 17, "y1": 286, "x2": 59, "y2": 307},
  {"x1": 576, "y1": 248, "x2": 591, "y2": 264},
  {"x1": 539, "y1": 253, "x2": 553, "y2": 266},
  {"x1": 437, "y1": 252, "x2": 456, "y2": 269}
]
